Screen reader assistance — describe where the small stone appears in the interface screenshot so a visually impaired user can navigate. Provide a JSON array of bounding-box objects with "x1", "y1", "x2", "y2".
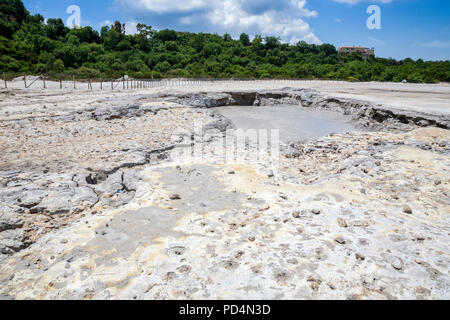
[
  {"x1": 355, "y1": 253, "x2": 365, "y2": 261},
  {"x1": 375, "y1": 161, "x2": 381, "y2": 166},
  {"x1": 403, "y1": 205, "x2": 413, "y2": 214},
  {"x1": 337, "y1": 218, "x2": 348, "y2": 228},
  {"x1": 60, "y1": 239, "x2": 68, "y2": 244},
  {"x1": 334, "y1": 236, "x2": 346, "y2": 245},
  {"x1": 312, "y1": 209, "x2": 321, "y2": 215},
  {"x1": 306, "y1": 276, "x2": 322, "y2": 292},
  {"x1": 228, "y1": 170, "x2": 235, "y2": 175},
  {"x1": 169, "y1": 193, "x2": 181, "y2": 200},
  {"x1": 177, "y1": 265, "x2": 192, "y2": 273},
  {"x1": 292, "y1": 211, "x2": 300, "y2": 218},
  {"x1": 279, "y1": 194, "x2": 288, "y2": 200},
  {"x1": 434, "y1": 180, "x2": 441, "y2": 186},
  {"x1": 391, "y1": 257, "x2": 404, "y2": 271},
  {"x1": 297, "y1": 226, "x2": 304, "y2": 233},
  {"x1": 266, "y1": 170, "x2": 274, "y2": 178},
  {"x1": 415, "y1": 287, "x2": 431, "y2": 296},
  {"x1": 259, "y1": 204, "x2": 270, "y2": 211},
  {"x1": 248, "y1": 236, "x2": 256, "y2": 242}
]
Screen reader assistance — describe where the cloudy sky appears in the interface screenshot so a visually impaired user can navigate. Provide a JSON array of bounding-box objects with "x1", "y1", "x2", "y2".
[{"x1": 23, "y1": 0, "x2": 449, "y2": 60}]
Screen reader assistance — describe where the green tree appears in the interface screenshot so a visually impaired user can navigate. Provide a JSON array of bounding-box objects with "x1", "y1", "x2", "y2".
[{"x1": 239, "y1": 33, "x2": 250, "y2": 46}]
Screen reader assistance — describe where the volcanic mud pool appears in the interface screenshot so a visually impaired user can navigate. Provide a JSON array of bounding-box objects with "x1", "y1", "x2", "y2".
[{"x1": 213, "y1": 105, "x2": 358, "y2": 142}]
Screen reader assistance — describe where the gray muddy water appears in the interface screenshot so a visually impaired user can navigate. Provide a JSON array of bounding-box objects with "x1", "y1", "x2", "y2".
[{"x1": 214, "y1": 104, "x2": 358, "y2": 142}]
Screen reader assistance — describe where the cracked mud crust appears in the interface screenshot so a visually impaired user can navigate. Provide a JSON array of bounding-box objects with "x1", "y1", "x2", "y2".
[{"x1": 0, "y1": 81, "x2": 449, "y2": 300}]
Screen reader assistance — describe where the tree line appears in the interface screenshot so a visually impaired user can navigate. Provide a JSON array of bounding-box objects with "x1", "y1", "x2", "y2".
[{"x1": 1, "y1": 0, "x2": 449, "y2": 83}]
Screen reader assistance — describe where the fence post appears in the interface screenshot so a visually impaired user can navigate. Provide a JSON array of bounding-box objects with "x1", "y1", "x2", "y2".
[
  {"x1": 100, "y1": 80, "x2": 103, "y2": 90},
  {"x1": 111, "y1": 79, "x2": 114, "y2": 90},
  {"x1": 3, "y1": 73, "x2": 6, "y2": 89},
  {"x1": 73, "y1": 75, "x2": 76, "y2": 89},
  {"x1": 60, "y1": 79, "x2": 62, "y2": 89},
  {"x1": 42, "y1": 75, "x2": 46, "y2": 89},
  {"x1": 24, "y1": 75, "x2": 27, "y2": 88}
]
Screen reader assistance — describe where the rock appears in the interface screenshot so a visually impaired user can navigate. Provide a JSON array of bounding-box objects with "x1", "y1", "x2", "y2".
[
  {"x1": 0, "y1": 229, "x2": 29, "y2": 254},
  {"x1": 37, "y1": 192, "x2": 73, "y2": 214},
  {"x1": 259, "y1": 204, "x2": 270, "y2": 211},
  {"x1": 415, "y1": 287, "x2": 431, "y2": 296},
  {"x1": 337, "y1": 218, "x2": 348, "y2": 228},
  {"x1": 306, "y1": 276, "x2": 322, "y2": 292},
  {"x1": 19, "y1": 190, "x2": 46, "y2": 208},
  {"x1": 203, "y1": 117, "x2": 234, "y2": 134},
  {"x1": 434, "y1": 179, "x2": 441, "y2": 186},
  {"x1": 122, "y1": 170, "x2": 143, "y2": 191},
  {"x1": 86, "y1": 173, "x2": 99, "y2": 185},
  {"x1": 284, "y1": 150, "x2": 301, "y2": 159},
  {"x1": 0, "y1": 208, "x2": 23, "y2": 232},
  {"x1": 266, "y1": 170, "x2": 275, "y2": 178},
  {"x1": 391, "y1": 257, "x2": 404, "y2": 271},
  {"x1": 228, "y1": 170, "x2": 235, "y2": 175},
  {"x1": 403, "y1": 204, "x2": 413, "y2": 214},
  {"x1": 312, "y1": 209, "x2": 321, "y2": 215},
  {"x1": 353, "y1": 220, "x2": 370, "y2": 228},
  {"x1": 169, "y1": 193, "x2": 181, "y2": 200},
  {"x1": 248, "y1": 236, "x2": 256, "y2": 242},
  {"x1": 355, "y1": 253, "x2": 365, "y2": 261},
  {"x1": 177, "y1": 265, "x2": 192, "y2": 274},
  {"x1": 279, "y1": 193, "x2": 288, "y2": 200},
  {"x1": 334, "y1": 236, "x2": 346, "y2": 245},
  {"x1": 72, "y1": 187, "x2": 98, "y2": 208},
  {"x1": 96, "y1": 171, "x2": 123, "y2": 195},
  {"x1": 292, "y1": 211, "x2": 300, "y2": 218},
  {"x1": 109, "y1": 191, "x2": 136, "y2": 207}
]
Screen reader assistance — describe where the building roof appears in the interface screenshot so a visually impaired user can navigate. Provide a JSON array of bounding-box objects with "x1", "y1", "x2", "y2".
[{"x1": 338, "y1": 46, "x2": 368, "y2": 50}]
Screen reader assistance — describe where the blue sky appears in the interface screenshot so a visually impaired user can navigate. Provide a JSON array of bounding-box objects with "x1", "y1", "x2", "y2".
[{"x1": 23, "y1": 0, "x2": 449, "y2": 61}]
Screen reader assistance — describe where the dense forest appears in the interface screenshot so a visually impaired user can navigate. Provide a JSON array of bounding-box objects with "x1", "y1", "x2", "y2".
[{"x1": 1, "y1": 0, "x2": 449, "y2": 82}]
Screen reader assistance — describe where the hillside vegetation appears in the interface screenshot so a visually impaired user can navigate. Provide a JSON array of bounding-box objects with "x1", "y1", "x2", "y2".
[{"x1": 1, "y1": 0, "x2": 449, "y2": 82}]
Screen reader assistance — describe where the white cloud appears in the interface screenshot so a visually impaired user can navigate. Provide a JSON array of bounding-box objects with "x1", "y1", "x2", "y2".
[
  {"x1": 114, "y1": 0, "x2": 321, "y2": 44},
  {"x1": 290, "y1": 0, "x2": 318, "y2": 17},
  {"x1": 99, "y1": 19, "x2": 138, "y2": 35},
  {"x1": 117, "y1": 0, "x2": 208, "y2": 13},
  {"x1": 332, "y1": 0, "x2": 393, "y2": 4}
]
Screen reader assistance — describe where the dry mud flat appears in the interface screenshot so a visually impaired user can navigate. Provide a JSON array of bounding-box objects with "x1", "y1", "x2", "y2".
[{"x1": 0, "y1": 82, "x2": 449, "y2": 300}]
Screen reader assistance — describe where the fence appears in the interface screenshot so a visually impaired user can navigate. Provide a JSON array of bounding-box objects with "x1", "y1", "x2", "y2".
[
  {"x1": 8, "y1": 73, "x2": 434, "y2": 91},
  {"x1": 3, "y1": 74, "x2": 360, "y2": 91}
]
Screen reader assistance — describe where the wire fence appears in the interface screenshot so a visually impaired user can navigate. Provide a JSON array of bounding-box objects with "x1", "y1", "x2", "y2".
[{"x1": 3, "y1": 72, "x2": 438, "y2": 91}]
